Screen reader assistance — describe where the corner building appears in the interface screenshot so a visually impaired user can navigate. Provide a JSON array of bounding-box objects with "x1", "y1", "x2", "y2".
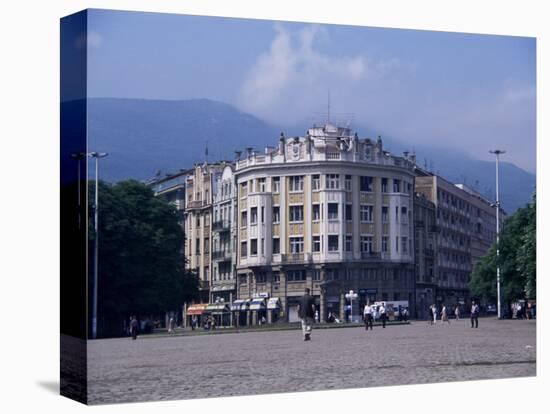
[{"x1": 234, "y1": 124, "x2": 416, "y2": 323}]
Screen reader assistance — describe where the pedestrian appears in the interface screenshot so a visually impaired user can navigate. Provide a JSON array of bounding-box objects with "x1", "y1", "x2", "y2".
[
  {"x1": 363, "y1": 302, "x2": 374, "y2": 330},
  {"x1": 441, "y1": 305, "x2": 450, "y2": 325},
  {"x1": 402, "y1": 308, "x2": 408, "y2": 322},
  {"x1": 168, "y1": 316, "x2": 175, "y2": 334},
  {"x1": 130, "y1": 315, "x2": 138, "y2": 340},
  {"x1": 455, "y1": 306, "x2": 460, "y2": 320},
  {"x1": 379, "y1": 302, "x2": 387, "y2": 328},
  {"x1": 314, "y1": 310, "x2": 320, "y2": 324},
  {"x1": 470, "y1": 300, "x2": 479, "y2": 328},
  {"x1": 297, "y1": 287, "x2": 316, "y2": 341},
  {"x1": 428, "y1": 305, "x2": 434, "y2": 325},
  {"x1": 191, "y1": 315, "x2": 197, "y2": 330},
  {"x1": 432, "y1": 304, "x2": 437, "y2": 325}
]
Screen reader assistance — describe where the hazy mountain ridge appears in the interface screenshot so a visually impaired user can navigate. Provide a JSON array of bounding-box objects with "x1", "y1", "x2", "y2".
[{"x1": 86, "y1": 98, "x2": 535, "y2": 213}]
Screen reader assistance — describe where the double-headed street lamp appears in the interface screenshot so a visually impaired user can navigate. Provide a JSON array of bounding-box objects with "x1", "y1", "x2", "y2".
[
  {"x1": 345, "y1": 290, "x2": 358, "y2": 323},
  {"x1": 90, "y1": 152, "x2": 109, "y2": 339},
  {"x1": 489, "y1": 149, "x2": 505, "y2": 319}
]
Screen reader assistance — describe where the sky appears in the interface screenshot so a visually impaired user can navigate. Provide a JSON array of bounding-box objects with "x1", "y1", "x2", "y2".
[{"x1": 87, "y1": 9, "x2": 536, "y2": 172}]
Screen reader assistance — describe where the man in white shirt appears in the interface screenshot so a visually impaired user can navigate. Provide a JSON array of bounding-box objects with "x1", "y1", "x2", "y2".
[{"x1": 363, "y1": 302, "x2": 373, "y2": 331}]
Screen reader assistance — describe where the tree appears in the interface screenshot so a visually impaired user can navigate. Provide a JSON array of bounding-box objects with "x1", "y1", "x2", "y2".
[
  {"x1": 469, "y1": 192, "x2": 536, "y2": 308},
  {"x1": 89, "y1": 180, "x2": 199, "y2": 336}
]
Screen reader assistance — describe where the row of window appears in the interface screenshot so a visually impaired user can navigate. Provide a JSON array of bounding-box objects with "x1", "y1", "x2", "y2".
[
  {"x1": 244, "y1": 268, "x2": 413, "y2": 284},
  {"x1": 241, "y1": 204, "x2": 409, "y2": 226},
  {"x1": 240, "y1": 235, "x2": 410, "y2": 257},
  {"x1": 240, "y1": 175, "x2": 413, "y2": 195}
]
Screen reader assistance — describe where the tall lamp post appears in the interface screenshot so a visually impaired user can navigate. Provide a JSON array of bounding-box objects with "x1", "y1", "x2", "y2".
[
  {"x1": 489, "y1": 149, "x2": 505, "y2": 319},
  {"x1": 345, "y1": 290, "x2": 358, "y2": 323},
  {"x1": 90, "y1": 152, "x2": 109, "y2": 339}
]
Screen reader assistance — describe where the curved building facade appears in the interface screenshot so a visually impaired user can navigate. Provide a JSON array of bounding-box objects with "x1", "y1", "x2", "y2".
[{"x1": 234, "y1": 124, "x2": 417, "y2": 323}]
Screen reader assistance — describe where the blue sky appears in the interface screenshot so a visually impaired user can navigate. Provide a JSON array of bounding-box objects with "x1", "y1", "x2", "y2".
[{"x1": 87, "y1": 9, "x2": 536, "y2": 172}]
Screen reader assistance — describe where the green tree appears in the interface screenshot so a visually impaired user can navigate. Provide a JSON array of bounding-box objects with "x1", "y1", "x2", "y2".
[
  {"x1": 469, "y1": 192, "x2": 536, "y2": 307},
  {"x1": 89, "y1": 180, "x2": 199, "y2": 336}
]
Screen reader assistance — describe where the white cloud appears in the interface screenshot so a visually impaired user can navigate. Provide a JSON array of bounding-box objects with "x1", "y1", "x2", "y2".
[{"x1": 237, "y1": 24, "x2": 398, "y2": 124}]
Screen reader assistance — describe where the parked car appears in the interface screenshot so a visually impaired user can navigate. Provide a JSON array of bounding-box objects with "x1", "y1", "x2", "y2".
[{"x1": 486, "y1": 304, "x2": 497, "y2": 315}]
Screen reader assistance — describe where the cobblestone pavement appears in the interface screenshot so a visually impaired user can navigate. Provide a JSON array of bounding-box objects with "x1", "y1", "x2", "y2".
[{"x1": 87, "y1": 318, "x2": 536, "y2": 404}]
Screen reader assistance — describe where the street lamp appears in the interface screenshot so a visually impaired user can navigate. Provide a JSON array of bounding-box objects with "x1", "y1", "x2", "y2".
[
  {"x1": 345, "y1": 290, "x2": 358, "y2": 323},
  {"x1": 89, "y1": 152, "x2": 108, "y2": 339},
  {"x1": 489, "y1": 149, "x2": 505, "y2": 319},
  {"x1": 70, "y1": 152, "x2": 87, "y2": 229}
]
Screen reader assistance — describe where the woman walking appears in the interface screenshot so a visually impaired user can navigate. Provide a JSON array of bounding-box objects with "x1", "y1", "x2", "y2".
[{"x1": 441, "y1": 305, "x2": 451, "y2": 325}]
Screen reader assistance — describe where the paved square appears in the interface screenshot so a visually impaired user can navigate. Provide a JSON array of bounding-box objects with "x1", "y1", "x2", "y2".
[{"x1": 87, "y1": 318, "x2": 536, "y2": 404}]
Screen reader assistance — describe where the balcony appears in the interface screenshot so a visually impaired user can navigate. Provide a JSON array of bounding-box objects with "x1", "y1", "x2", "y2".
[
  {"x1": 212, "y1": 250, "x2": 232, "y2": 261},
  {"x1": 187, "y1": 200, "x2": 206, "y2": 209},
  {"x1": 212, "y1": 220, "x2": 231, "y2": 232},
  {"x1": 360, "y1": 251, "x2": 382, "y2": 260},
  {"x1": 281, "y1": 253, "x2": 311, "y2": 263}
]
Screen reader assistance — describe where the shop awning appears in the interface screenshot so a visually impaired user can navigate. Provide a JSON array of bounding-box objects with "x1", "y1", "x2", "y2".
[
  {"x1": 205, "y1": 303, "x2": 231, "y2": 313},
  {"x1": 186, "y1": 303, "x2": 208, "y2": 315},
  {"x1": 250, "y1": 298, "x2": 267, "y2": 311},
  {"x1": 231, "y1": 299, "x2": 250, "y2": 311},
  {"x1": 267, "y1": 297, "x2": 281, "y2": 310}
]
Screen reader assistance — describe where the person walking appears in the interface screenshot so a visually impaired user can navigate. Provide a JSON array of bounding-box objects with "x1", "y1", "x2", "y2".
[
  {"x1": 428, "y1": 305, "x2": 434, "y2": 325},
  {"x1": 432, "y1": 304, "x2": 438, "y2": 325},
  {"x1": 379, "y1": 302, "x2": 387, "y2": 328},
  {"x1": 297, "y1": 287, "x2": 316, "y2": 341},
  {"x1": 130, "y1": 315, "x2": 138, "y2": 340},
  {"x1": 455, "y1": 306, "x2": 461, "y2": 320},
  {"x1": 363, "y1": 302, "x2": 374, "y2": 331},
  {"x1": 470, "y1": 300, "x2": 479, "y2": 328},
  {"x1": 441, "y1": 305, "x2": 451, "y2": 325}
]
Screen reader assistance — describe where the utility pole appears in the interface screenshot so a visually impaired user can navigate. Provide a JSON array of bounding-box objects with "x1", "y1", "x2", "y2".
[{"x1": 489, "y1": 149, "x2": 505, "y2": 319}]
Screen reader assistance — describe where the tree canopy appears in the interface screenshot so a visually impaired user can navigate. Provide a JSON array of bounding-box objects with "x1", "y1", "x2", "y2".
[
  {"x1": 469, "y1": 192, "x2": 536, "y2": 304},
  {"x1": 90, "y1": 180, "x2": 198, "y2": 334}
]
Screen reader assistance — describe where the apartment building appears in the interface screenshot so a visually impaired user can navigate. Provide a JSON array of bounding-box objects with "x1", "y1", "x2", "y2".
[{"x1": 234, "y1": 124, "x2": 416, "y2": 323}]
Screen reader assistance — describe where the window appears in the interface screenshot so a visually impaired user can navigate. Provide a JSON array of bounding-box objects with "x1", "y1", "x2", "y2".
[
  {"x1": 261, "y1": 238, "x2": 265, "y2": 255},
  {"x1": 396, "y1": 237, "x2": 399, "y2": 252},
  {"x1": 273, "y1": 206, "x2": 280, "y2": 223},
  {"x1": 272, "y1": 177, "x2": 280, "y2": 193},
  {"x1": 256, "y1": 272, "x2": 266, "y2": 283},
  {"x1": 289, "y1": 176, "x2": 304, "y2": 192},
  {"x1": 250, "y1": 207, "x2": 258, "y2": 225},
  {"x1": 195, "y1": 238, "x2": 200, "y2": 255},
  {"x1": 401, "y1": 206, "x2": 408, "y2": 223},
  {"x1": 345, "y1": 175, "x2": 352, "y2": 191},
  {"x1": 326, "y1": 174, "x2": 340, "y2": 189},
  {"x1": 272, "y1": 272, "x2": 280, "y2": 283},
  {"x1": 289, "y1": 237, "x2": 304, "y2": 253},
  {"x1": 328, "y1": 235, "x2": 339, "y2": 252},
  {"x1": 382, "y1": 206, "x2": 389, "y2": 223},
  {"x1": 258, "y1": 178, "x2": 266, "y2": 192},
  {"x1": 328, "y1": 203, "x2": 339, "y2": 220},
  {"x1": 241, "y1": 211, "x2": 247, "y2": 227},
  {"x1": 312, "y1": 236, "x2": 321, "y2": 252},
  {"x1": 204, "y1": 237, "x2": 209, "y2": 254},
  {"x1": 345, "y1": 204, "x2": 352, "y2": 221},
  {"x1": 289, "y1": 205, "x2": 304, "y2": 222},
  {"x1": 313, "y1": 270, "x2": 321, "y2": 281},
  {"x1": 395, "y1": 206, "x2": 399, "y2": 222},
  {"x1": 272, "y1": 238, "x2": 280, "y2": 254},
  {"x1": 360, "y1": 176, "x2": 373, "y2": 192},
  {"x1": 261, "y1": 206, "x2": 265, "y2": 223},
  {"x1": 381, "y1": 178, "x2": 388, "y2": 193},
  {"x1": 312, "y1": 174, "x2": 320, "y2": 190},
  {"x1": 241, "y1": 241, "x2": 247, "y2": 258},
  {"x1": 312, "y1": 204, "x2": 320, "y2": 221},
  {"x1": 326, "y1": 269, "x2": 339, "y2": 280},
  {"x1": 393, "y1": 179, "x2": 401, "y2": 193},
  {"x1": 196, "y1": 216, "x2": 201, "y2": 227},
  {"x1": 402, "y1": 237, "x2": 408, "y2": 253},
  {"x1": 360, "y1": 205, "x2": 374, "y2": 222},
  {"x1": 287, "y1": 270, "x2": 306, "y2": 282},
  {"x1": 250, "y1": 239, "x2": 258, "y2": 256},
  {"x1": 382, "y1": 236, "x2": 388, "y2": 252},
  {"x1": 345, "y1": 235, "x2": 353, "y2": 252},
  {"x1": 360, "y1": 236, "x2": 373, "y2": 253}
]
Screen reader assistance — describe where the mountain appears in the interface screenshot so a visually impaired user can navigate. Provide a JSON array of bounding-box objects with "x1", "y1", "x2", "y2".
[{"x1": 86, "y1": 98, "x2": 535, "y2": 213}]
